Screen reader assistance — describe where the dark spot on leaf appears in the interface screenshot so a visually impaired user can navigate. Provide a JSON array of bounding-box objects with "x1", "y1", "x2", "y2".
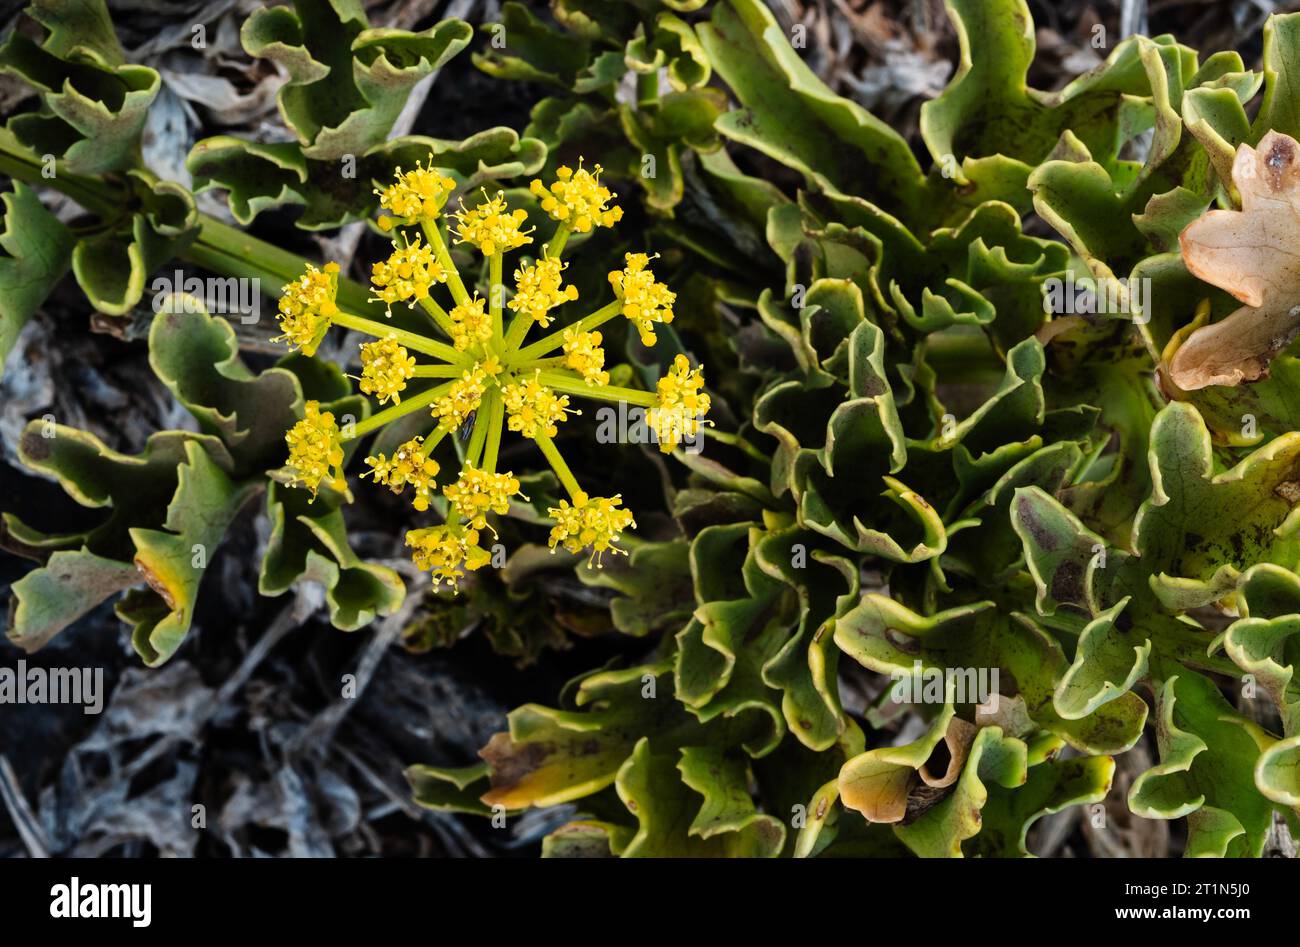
[
  {"x1": 1050, "y1": 559, "x2": 1084, "y2": 606},
  {"x1": 1265, "y1": 135, "x2": 1296, "y2": 192}
]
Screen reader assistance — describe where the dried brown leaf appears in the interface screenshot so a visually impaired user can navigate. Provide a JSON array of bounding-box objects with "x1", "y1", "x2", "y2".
[{"x1": 1172, "y1": 131, "x2": 1300, "y2": 390}]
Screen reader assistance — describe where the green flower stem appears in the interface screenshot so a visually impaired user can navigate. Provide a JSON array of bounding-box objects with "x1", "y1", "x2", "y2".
[
  {"x1": 536, "y1": 370, "x2": 655, "y2": 407},
  {"x1": 417, "y1": 295, "x2": 456, "y2": 338},
  {"x1": 0, "y1": 131, "x2": 118, "y2": 218},
  {"x1": 332, "y1": 311, "x2": 467, "y2": 364},
  {"x1": 534, "y1": 432, "x2": 583, "y2": 499},
  {"x1": 512, "y1": 300, "x2": 621, "y2": 362},
  {"x1": 412, "y1": 364, "x2": 466, "y2": 378},
  {"x1": 481, "y1": 393, "x2": 506, "y2": 474},
  {"x1": 465, "y1": 388, "x2": 498, "y2": 468},
  {"x1": 421, "y1": 219, "x2": 469, "y2": 306},
  {"x1": 512, "y1": 356, "x2": 566, "y2": 370},
  {"x1": 489, "y1": 252, "x2": 504, "y2": 342},
  {"x1": 502, "y1": 310, "x2": 533, "y2": 353},
  {"x1": 348, "y1": 381, "x2": 454, "y2": 439},
  {"x1": 547, "y1": 222, "x2": 572, "y2": 259}
]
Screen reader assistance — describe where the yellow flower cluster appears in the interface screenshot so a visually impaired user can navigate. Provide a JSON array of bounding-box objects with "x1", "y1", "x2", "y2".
[
  {"x1": 561, "y1": 328, "x2": 609, "y2": 385},
  {"x1": 276, "y1": 262, "x2": 339, "y2": 356},
  {"x1": 548, "y1": 492, "x2": 635, "y2": 565},
  {"x1": 370, "y1": 237, "x2": 444, "y2": 315},
  {"x1": 432, "y1": 365, "x2": 487, "y2": 433},
  {"x1": 358, "y1": 337, "x2": 415, "y2": 405},
  {"x1": 364, "y1": 436, "x2": 440, "y2": 511},
  {"x1": 609, "y1": 253, "x2": 676, "y2": 346},
  {"x1": 285, "y1": 402, "x2": 346, "y2": 497},
  {"x1": 503, "y1": 373, "x2": 572, "y2": 438},
  {"x1": 530, "y1": 163, "x2": 623, "y2": 233},
  {"x1": 648, "y1": 354, "x2": 712, "y2": 453},
  {"x1": 508, "y1": 257, "x2": 578, "y2": 327},
  {"x1": 449, "y1": 295, "x2": 492, "y2": 351},
  {"x1": 377, "y1": 162, "x2": 456, "y2": 224},
  {"x1": 279, "y1": 157, "x2": 714, "y2": 592},
  {"x1": 455, "y1": 191, "x2": 532, "y2": 256},
  {"x1": 406, "y1": 524, "x2": 491, "y2": 589},
  {"x1": 444, "y1": 467, "x2": 522, "y2": 530}
]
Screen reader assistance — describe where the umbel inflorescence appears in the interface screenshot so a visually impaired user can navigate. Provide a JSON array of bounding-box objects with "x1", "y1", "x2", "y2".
[{"x1": 277, "y1": 160, "x2": 711, "y2": 589}]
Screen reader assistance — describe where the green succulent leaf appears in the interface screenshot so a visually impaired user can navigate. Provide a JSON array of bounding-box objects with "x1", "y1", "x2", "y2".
[
  {"x1": 0, "y1": 180, "x2": 74, "y2": 372},
  {"x1": 241, "y1": 1, "x2": 471, "y2": 159},
  {"x1": 0, "y1": 0, "x2": 158, "y2": 174}
]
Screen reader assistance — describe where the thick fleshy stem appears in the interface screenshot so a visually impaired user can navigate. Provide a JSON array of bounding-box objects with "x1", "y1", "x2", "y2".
[
  {"x1": 421, "y1": 219, "x2": 469, "y2": 306},
  {"x1": 489, "y1": 253, "x2": 504, "y2": 344},
  {"x1": 332, "y1": 310, "x2": 467, "y2": 364},
  {"x1": 547, "y1": 223, "x2": 573, "y2": 260},
  {"x1": 534, "y1": 432, "x2": 582, "y2": 499},
  {"x1": 348, "y1": 380, "x2": 456, "y2": 439},
  {"x1": 511, "y1": 300, "x2": 621, "y2": 363},
  {"x1": 412, "y1": 364, "x2": 466, "y2": 379},
  {"x1": 417, "y1": 295, "x2": 457, "y2": 340},
  {"x1": 536, "y1": 369, "x2": 655, "y2": 407},
  {"x1": 464, "y1": 387, "x2": 499, "y2": 468},
  {"x1": 480, "y1": 392, "x2": 506, "y2": 474}
]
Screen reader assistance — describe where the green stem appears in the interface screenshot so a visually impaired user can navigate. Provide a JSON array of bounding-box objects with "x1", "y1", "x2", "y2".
[
  {"x1": 412, "y1": 364, "x2": 465, "y2": 378},
  {"x1": 512, "y1": 355, "x2": 566, "y2": 370},
  {"x1": 503, "y1": 307, "x2": 535, "y2": 353},
  {"x1": 332, "y1": 311, "x2": 466, "y2": 364},
  {"x1": 547, "y1": 222, "x2": 572, "y2": 260},
  {"x1": 422, "y1": 219, "x2": 469, "y2": 306},
  {"x1": 534, "y1": 432, "x2": 582, "y2": 499},
  {"x1": 489, "y1": 252, "x2": 504, "y2": 343},
  {"x1": 349, "y1": 381, "x2": 454, "y2": 439},
  {"x1": 481, "y1": 392, "x2": 505, "y2": 474},
  {"x1": 537, "y1": 369, "x2": 655, "y2": 406},
  {"x1": 512, "y1": 300, "x2": 621, "y2": 363},
  {"x1": 417, "y1": 295, "x2": 455, "y2": 338},
  {"x1": 465, "y1": 388, "x2": 497, "y2": 468}
]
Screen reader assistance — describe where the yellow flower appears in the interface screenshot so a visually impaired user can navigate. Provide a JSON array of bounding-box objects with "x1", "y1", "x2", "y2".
[
  {"x1": 502, "y1": 372, "x2": 573, "y2": 438},
  {"x1": 432, "y1": 365, "x2": 487, "y2": 433},
  {"x1": 285, "y1": 401, "x2": 346, "y2": 498},
  {"x1": 370, "y1": 237, "x2": 445, "y2": 315},
  {"x1": 276, "y1": 262, "x2": 339, "y2": 356},
  {"x1": 449, "y1": 294, "x2": 492, "y2": 351},
  {"x1": 358, "y1": 336, "x2": 416, "y2": 405},
  {"x1": 454, "y1": 190, "x2": 532, "y2": 256},
  {"x1": 363, "y1": 436, "x2": 439, "y2": 511},
  {"x1": 547, "y1": 492, "x2": 635, "y2": 565},
  {"x1": 648, "y1": 354, "x2": 711, "y2": 453},
  {"x1": 608, "y1": 253, "x2": 675, "y2": 346},
  {"x1": 406, "y1": 524, "x2": 492, "y2": 589},
  {"x1": 530, "y1": 161, "x2": 623, "y2": 233},
  {"x1": 376, "y1": 161, "x2": 457, "y2": 225},
  {"x1": 443, "y1": 466, "x2": 522, "y2": 530},
  {"x1": 561, "y1": 328, "x2": 609, "y2": 385},
  {"x1": 508, "y1": 257, "x2": 578, "y2": 327}
]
